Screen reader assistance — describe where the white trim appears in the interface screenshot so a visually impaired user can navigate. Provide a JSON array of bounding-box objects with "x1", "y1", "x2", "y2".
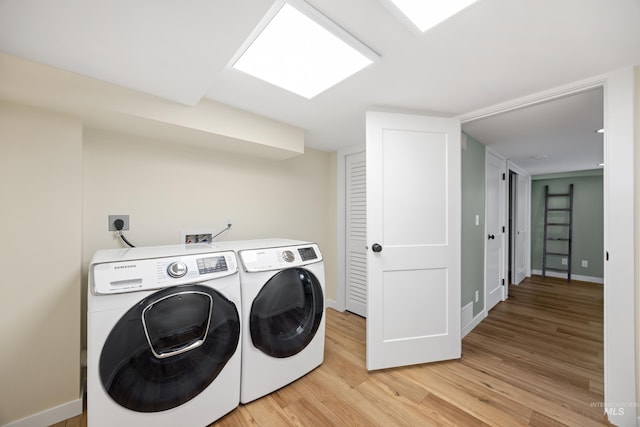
[
  {"x1": 507, "y1": 161, "x2": 532, "y2": 281},
  {"x1": 602, "y1": 67, "x2": 636, "y2": 426},
  {"x1": 325, "y1": 298, "x2": 341, "y2": 311},
  {"x1": 506, "y1": 161, "x2": 528, "y2": 177},
  {"x1": 531, "y1": 270, "x2": 604, "y2": 284},
  {"x1": 458, "y1": 73, "x2": 607, "y2": 124},
  {"x1": 461, "y1": 301, "x2": 473, "y2": 328},
  {"x1": 3, "y1": 398, "x2": 82, "y2": 427},
  {"x1": 484, "y1": 147, "x2": 508, "y2": 305},
  {"x1": 462, "y1": 309, "x2": 487, "y2": 338},
  {"x1": 336, "y1": 144, "x2": 366, "y2": 313}
]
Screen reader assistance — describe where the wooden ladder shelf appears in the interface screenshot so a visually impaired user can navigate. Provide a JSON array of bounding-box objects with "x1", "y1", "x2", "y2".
[{"x1": 542, "y1": 184, "x2": 574, "y2": 282}]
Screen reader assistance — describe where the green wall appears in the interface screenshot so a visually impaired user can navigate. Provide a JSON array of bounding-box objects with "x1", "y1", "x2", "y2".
[
  {"x1": 531, "y1": 170, "x2": 604, "y2": 279},
  {"x1": 461, "y1": 135, "x2": 486, "y2": 316}
]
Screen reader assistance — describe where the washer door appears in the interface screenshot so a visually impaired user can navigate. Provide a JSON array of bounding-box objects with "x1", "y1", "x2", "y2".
[
  {"x1": 250, "y1": 268, "x2": 323, "y2": 358},
  {"x1": 99, "y1": 284, "x2": 240, "y2": 412}
]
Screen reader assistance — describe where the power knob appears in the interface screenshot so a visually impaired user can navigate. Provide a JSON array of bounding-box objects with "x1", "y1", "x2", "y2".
[
  {"x1": 167, "y1": 261, "x2": 187, "y2": 278},
  {"x1": 282, "y1": 250, "x2": 295, "y2": 262}
]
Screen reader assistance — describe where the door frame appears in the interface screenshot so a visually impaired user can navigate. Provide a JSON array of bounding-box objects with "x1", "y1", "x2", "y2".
[
  {"x1": 484, "y1": 148, "x2": 507, "y2": 308},
  {"x1": 335, "y1": 143, "x2": 366, "y2": 312},
  {"x1": 459, "y1": 68, "x2": 636, "y2": 426},
  {"x1": 507, "y1": 161, "x2": 531, "y2": 285}
]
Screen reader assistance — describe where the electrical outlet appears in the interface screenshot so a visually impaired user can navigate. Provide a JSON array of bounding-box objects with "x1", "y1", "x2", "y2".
[
  {"x1": 582, "y1": 260, "x2": 588, "y2": 267},
  {"x1": 108, "y1": 215, "x2": 129, "y2": 231},
  {"x1": 227, "y1": 216, "x2": 233, "y2": 227},
  {"x1": 561, "y1": 258, "x2": 568, "y2": 265}
]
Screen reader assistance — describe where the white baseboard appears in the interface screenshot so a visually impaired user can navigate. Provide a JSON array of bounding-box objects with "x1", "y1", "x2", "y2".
[
  {"x1": 4, "y1": 398, "x2": 82, "y2": 427},
  {"x1": 325, "y1": 298, "x2": 342, "y2": 311},
  {"x1": 462, "y1": 308, "x2": 487, "y2": 338},
  {"x1": 461, "y1": 301, "x2": 473, "y2": 330},
  {"x1": 531, "y1": 269, "x2": 604, "y2": 284}
]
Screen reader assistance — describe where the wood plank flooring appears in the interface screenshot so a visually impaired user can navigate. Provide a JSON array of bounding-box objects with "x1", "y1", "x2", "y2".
[{"x1": 56, "y1": 275, "x2": 609, "y2": 427}]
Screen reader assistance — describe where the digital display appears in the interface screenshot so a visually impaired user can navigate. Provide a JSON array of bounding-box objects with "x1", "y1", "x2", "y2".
[
  {"x1": 196, "y1": 256, "x2": 228, "y2": 274},
  {"x1": 298, "y1": 247, "x2": 317, "y2": 261}
]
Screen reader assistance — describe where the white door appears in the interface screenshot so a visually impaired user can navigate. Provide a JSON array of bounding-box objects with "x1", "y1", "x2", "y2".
[
  {"x1": 485, "y1": 150, "x2": 504, "y2": 312},
  {"x1": 365, "y1": 111, "x2": 461, "y2": 371},
  {"x1": 345, "y1": 151, "x2": 367, "y2": 317},
  {"x1": 512, "y1": 172, "x2": 529, "y2": 284}
]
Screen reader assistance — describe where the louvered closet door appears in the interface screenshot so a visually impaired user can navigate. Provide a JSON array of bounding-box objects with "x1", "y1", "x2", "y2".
[{"x1": 346, "y1": 151, "x2": 367, "y2": 317}]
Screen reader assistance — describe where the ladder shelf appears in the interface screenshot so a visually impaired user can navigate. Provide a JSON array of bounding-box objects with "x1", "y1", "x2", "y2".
[{"x1": 542, "y1": 184, "x2": 574, "y2": 282}]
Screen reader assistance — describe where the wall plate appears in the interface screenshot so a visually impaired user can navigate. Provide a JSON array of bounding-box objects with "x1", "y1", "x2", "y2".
[{"x1": 108, "y1": 215, "x2": 129, "y2": 231}]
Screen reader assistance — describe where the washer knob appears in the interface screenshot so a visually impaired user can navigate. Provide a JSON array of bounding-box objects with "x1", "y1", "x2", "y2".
[
  {"x1": 167, "y1": 261, "x2": 187, "y2": 278},
  {"x1": 282, "y1": 250, "x2": 295, "y2": 263}
]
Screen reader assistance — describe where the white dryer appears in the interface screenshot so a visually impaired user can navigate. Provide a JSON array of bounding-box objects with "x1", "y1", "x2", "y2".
[
  {"x1": 219, "y1": 239, "x2": 325, "y2": 404},
  {"x1": 87, "y1": 244, "x2": 241, "y2": 427}
]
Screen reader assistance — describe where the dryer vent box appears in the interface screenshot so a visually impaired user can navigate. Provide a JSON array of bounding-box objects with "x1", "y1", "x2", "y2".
[{"x1": 181, "y1": 231, "x2": 213, "y2": 244}]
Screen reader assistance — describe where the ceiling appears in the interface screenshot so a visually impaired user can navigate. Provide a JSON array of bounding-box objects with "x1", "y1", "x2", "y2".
[
  {"x1": 462, "y1": 87, "x2": 604, "y2": 175},
  {"x1": 1, "y1": 0, "x2": 639, "y2": 174}
]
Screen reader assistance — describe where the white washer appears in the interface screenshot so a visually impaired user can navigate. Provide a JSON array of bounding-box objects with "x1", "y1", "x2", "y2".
[
  {"x1": 87, "y1": 244, "x2": 241, "y2": 427},
  {"x1": 218, "y1": 239, "x2": 325, "y2": 404}
]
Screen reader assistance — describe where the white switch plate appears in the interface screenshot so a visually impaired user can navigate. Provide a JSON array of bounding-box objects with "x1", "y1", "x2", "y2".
[
  {"x1": 475, "y1": 214, "x2": 479, "y2": 226},
  {"x1": 475, "y1": 290, "x2": 479, "y2": 303},
  {"x1": 582, "y1": 260, "x2": 588, "y2": 267},
  {"x1": 562, "y1": 258, "x2": 568, "y2": 265}
]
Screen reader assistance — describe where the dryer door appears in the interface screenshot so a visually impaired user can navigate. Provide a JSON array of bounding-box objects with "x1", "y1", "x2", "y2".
[
  {"x1": 250, "y1": 268, "x2": 323, "y2": 358},
  {"x1": 99, "y1": 284, "x2": 240, "y2": 412}
]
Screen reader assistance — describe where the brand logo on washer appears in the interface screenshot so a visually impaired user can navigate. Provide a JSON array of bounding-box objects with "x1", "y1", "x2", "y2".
[{"x1": 115, "y1": 264, "x2": 136, "y2": 270}]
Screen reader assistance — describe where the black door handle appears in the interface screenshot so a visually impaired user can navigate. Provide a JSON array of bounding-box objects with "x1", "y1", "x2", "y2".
[
  {"x1": 488, "y1": 234, "x2": 495, "y2": 240},
  {"x1": 372, "y1": 243, "x2": 383, "y2": 252}
]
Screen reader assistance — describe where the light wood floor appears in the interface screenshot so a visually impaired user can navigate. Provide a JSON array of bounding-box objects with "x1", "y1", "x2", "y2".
[{"x1": 56, "y1": 275, "x2": 609, "y2": 427}]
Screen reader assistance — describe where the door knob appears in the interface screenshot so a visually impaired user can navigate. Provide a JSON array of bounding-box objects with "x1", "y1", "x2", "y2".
[
  {"x1": 488, "y1": 234, "x2": 495, "y2": 240},
  {"x1": 371, "y1": 243, "x2": 383, "y2": 252}
]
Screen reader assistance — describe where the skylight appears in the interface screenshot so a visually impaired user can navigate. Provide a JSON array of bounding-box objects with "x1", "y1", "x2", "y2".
[
  {"x1": 386, "y1": 0, "x2": 479, "y2": 32},
  {"x1": 231, "y1": 0, "x2": 377, "y2": 99}
]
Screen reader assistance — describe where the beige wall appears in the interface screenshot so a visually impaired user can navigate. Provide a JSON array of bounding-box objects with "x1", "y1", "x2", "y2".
[
  {"x1": 0, "y1": 102, "x2": 82, "y2": 424},
  {"x1": 81, "y1": 128, "x2": 338, "y2": 343},
  {"x1": 0, "y1": 100, "x2": 337, "y2": 424}
]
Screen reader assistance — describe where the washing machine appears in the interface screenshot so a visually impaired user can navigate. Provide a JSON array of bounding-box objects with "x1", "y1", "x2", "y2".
[
  {"x1": 87, "y1": 244, "x2": 241, "y2": 426},
  {"x1": 218, "y1": 239, "x2": 325, "y2": 404}
]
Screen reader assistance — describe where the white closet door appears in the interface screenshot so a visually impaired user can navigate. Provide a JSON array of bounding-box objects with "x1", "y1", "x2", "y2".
[{"x1": 345, "y1": 151, "x2": 367, "y2": 317}]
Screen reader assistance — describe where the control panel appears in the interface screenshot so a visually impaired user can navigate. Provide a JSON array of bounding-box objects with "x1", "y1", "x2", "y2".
[
  {"x1": 239, "y1": 243, "x2": 322, "y2": 273},
  {"x1": 91, "y1": 251, "x2": 237, "y2": 295}
]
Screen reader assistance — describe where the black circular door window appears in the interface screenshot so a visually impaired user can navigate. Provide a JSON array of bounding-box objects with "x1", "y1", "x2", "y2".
[
  {"x1": 250, "y1": 268, "x2": 323, "y2": 358},
  {"x1": 99, "y1": 284, "x2": 240, "y2": 412}
]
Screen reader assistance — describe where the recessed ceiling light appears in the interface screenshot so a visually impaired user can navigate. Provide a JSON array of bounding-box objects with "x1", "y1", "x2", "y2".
[
  {"x1": 598, "y1": 163, "x2": 605, "y2": 167},
  {"x1": 531, "y1": 154, "x2": 548, "y2": 160},
  {"x1": 386, "y1": 0, "x2": 480, "y2": 32},
  {"x1": 595, "y1": 128, "x2": 604, "y2": 133},
  {"x1": 231, "y1": 0, "x2": 378, "y2": 99}
]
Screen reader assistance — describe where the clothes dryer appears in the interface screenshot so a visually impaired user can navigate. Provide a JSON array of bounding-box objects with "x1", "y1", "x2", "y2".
[
  {"x1": 219, "y1": 239, "x2": 325, "y2": 403},
  {"x1": 87, "y1": 244, "x2": 241, "y2": 426}
]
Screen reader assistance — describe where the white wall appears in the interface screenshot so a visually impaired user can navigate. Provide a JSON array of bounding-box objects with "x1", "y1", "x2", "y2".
[
  {"x1": 0, "y1": 102, "x2": 82, "y2": 424},
  {"x1": 635, "y1": 66, "x2": 640, "y2": 416},
  {"x1": 81, "y1": 128, "x2": 337, "y2": 344}
]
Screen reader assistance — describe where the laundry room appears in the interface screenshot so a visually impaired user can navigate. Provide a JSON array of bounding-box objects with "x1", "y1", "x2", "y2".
[
  {"x1": 0, "y1": 70, "x2": 338, "y2": 426},
  {"x1": 2, "y1": 1, "x2": 640, "y2": 426}
]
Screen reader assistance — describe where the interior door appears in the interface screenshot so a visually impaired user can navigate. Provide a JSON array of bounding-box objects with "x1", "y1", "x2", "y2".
[
  {"x1": 365, "y1": 111, "x2": 461, "y2": 371},
  {"x1": 512, "y1": 172, "x2": 528, "y2": 284},
  {"x1": 345, "y1": 151, "x2": 367, "y2": 317},
  {"x1": 485, "y1": 150, "x2": 505, "y2": 312}
]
